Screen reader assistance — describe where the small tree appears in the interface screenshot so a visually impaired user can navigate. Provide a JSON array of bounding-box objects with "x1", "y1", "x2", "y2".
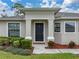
[
  {"x1": 12, "y1": 3, "x2": 25, "y2": 16},
  {"x1": 1, "y1": 10, "x2": 7, "y2": 17}
]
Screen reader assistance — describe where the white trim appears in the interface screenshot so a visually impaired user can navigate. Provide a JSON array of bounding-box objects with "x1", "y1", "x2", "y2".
[
  {"x1": 7, "y1": 22, "x2": 21, "y2": 37},
  {"x1": 25, "y1": 36, "x2": 32, "y2": 40},
  {"x1": 56, "y1": 17, "x2": 79, "y2": 20},
  {"x1": 64, "y1": 21, "x2": 76, "y2": 33},
  {"x1": 77, "y1": 22, "x2": 79, "y2": 32},
  {"x1": 34, "y1": 21, "x2": 45, "y2": 43},
  {"x1": 47, "y1": 36, "x2": 54, "y2": 41}
]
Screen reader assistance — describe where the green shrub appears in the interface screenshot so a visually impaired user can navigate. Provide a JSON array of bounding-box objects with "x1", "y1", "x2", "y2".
[
  {"x1": 4, "y1": 47, "x2": 32, "y2": 55},
  {"x1": 19, "y1": 49, "x2": 32, "y2": 55},
  {"x1": 0, "y1": 37, "x2": 32, "y2": 49},
  {"x1": 48, "y1": 41, "x2": 54, "y2": 48},
  {"x1": 21, "y1": 39, "x2": 32, "y2": 49},
  {"x1": 8, "y1": 37, "x2": 24, "y2": 45},
  {"x1": 4, "y1": 46, "x2": 14, "y2": 52},
  {"x1": 0, "y1": 37, "x2": 7, "y2": 46},
  {"x1": 4, "y1": 47, "x2": 21, "y2": 54},
  {"x1": 8, "y1": 37, "x2": 19, "y2": 42},
  {"x1": 0, "y1": 37, "x2": 10, "y2": 46},
  {"x1": 0, "y1": 46, "x2": 5, "y2": 50},
  {"x1": 3, "y1": 39, "x2": 10, "y2": 46},
  {"x1": 13, "y1": 40, "x2": 20, "y2": 48},
  {"x1": 0, "y1": 39, "x2": 4, "y2": 46}
]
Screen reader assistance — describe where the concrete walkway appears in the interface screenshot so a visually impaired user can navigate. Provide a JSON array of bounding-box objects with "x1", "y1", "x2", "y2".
[{"x1": 33, "y1": 44, "x2": 79, "y2": 54}]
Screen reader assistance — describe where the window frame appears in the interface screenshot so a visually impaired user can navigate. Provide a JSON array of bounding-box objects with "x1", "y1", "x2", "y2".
[
  {"x1": 54, "y1": 22, "x2": 61, "y2": 32},
  {"x1": 77, "y1": 22, "x2": 79, "y2": 32},
  {"x1": 64, "y1": 21, "x2": 76, "y2": 33},
  {"x1": 8, "y1": 22, "x2": 21, "y2": 37}
]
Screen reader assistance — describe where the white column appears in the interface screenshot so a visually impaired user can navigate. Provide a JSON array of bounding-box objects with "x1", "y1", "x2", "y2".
[
  {"x1": 47, "y1": 19, "x2": 54, "y2": 41},
  {"x1": 25, "y1": 20, "x2": 32, "y2": 40}
]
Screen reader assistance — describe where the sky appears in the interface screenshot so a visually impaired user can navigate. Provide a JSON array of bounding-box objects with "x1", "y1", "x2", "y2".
[{"x1": 0, "y1": 0, "x2": 79, "y2": 16}]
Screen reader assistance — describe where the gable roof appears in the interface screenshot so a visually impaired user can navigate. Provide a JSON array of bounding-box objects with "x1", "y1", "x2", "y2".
[
  {"x1": 0, "y1": 8, "x2": 79, "y2": 20},
  {"x1": 56, "y1": 12, "x2": 79, "y2": 19},
  {"x1": 0, "y1": 16, "x2": 25, "y2": 20},
  {"x1": 24, "y1": 8, "x2": 61, "y2": 14}
]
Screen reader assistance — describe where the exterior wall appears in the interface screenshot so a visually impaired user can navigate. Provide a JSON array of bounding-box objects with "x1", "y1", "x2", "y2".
[
  {"x1": 54, "y1": 20, "x2": 62, "y2": 44},
  {"x1": 0, "y1": 20, "x2": 26, "y2": 37},
  {"x1": 54, "y1": 32, "x2": 62, "y2": 44},
  {"x1": 0, "y1": 21, "x2": 7, "y2": 36},
  {"x1": 25, "y1": 11, "x2": 54, "y2": 20},
  {"x1": 20, "y1": 21, "x2": 26, "y2": 37},
  {"x1": 25, "y1": 20, "x2": 31, "y2": 38},
  {"x1": 55, "y1": 20, "x2": 79, "y2": 45},
  {"x1": 62, "y1": 20, "x2": 78, "y2": 45}
]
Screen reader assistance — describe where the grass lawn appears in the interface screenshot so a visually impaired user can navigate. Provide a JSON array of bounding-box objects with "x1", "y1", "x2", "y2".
[{"x1": 0, "y1": 51, "x2": 79, "y2": 59}]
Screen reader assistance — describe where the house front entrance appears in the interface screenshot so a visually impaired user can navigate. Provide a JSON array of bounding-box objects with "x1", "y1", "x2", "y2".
[
  {"x1": 35, "y1": 23, "x2": 44, "y2": 41},
  {"x1": 34, "y1": 21, "x2": 45, "y2": 43}
]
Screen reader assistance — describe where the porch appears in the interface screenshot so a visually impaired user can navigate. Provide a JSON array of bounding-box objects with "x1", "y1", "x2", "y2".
[
  {"x1": 25, "y1": 20, "x2": 54, "y2": 44},
  {"x1": 25, "y1": 8, "x2": 57, "y2": 44}
]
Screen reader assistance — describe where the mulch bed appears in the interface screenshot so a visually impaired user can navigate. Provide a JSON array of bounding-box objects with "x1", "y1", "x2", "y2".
[{"x1": 46, "y1": 42, "x2": 79, "y2": 49}]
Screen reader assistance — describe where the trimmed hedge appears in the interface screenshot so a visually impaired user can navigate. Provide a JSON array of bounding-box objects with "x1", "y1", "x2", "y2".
[{"x1": 21, "y1": 40, "x2": 32, "y2": 49}]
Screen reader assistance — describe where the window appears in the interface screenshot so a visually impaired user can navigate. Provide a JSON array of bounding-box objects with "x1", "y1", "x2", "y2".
[
  {"x1": 8, "y1": 23, "x2": 20, "y2": 37},
  {"x1": 54, "y1": 23, "x2": 60, "y2": 32},
  {"x1": 78, "y1": 23, "x2": 79, "y2": 32},
  {"x1": 65, "y1": 22, "x2": 75, "y2": 32}
]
